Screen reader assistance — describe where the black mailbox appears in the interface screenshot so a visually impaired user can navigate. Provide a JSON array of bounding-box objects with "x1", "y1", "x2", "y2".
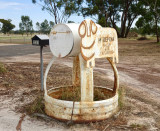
[
  {"x1": 32, "y1": 35, "x2": 49, "y2": 46},
  {"x1": 31, "y1": 35, "x2": 49, "y2": 91}
]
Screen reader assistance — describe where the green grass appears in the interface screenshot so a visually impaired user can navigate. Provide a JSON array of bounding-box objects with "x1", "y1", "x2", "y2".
[
  {"x1": 0, "y1": 63, "x2": 7, "y2": 74},
  {"x1": 0, "y1": 34, "x2": 37, "y2": 44},
  {"x1": 130, "y1": 123, "x2": 146, "y2": 129},
  {"x1": 118, "y1": 86, "x2": 125, "y2": 109}
]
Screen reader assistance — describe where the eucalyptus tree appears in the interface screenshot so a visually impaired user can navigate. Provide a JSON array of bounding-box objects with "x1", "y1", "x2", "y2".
[
  {"x1": 67, "y1": 0, "x2": 143, "y2": 38},
  {"x1": 0, "y1": 19, "x2": 15, "y2": 34},
  {"x1": 136, "y1": 0, "x2": 160, "y2": 42},
  {"x1": 32, "y1": 0, "x2": 75, "y2": 24},
  {"x1": 32, "y1": 0, "x2": 143, "y2": 38},
  {"x1": 19, "y1": 16, "x2": 33, "y2": 36}
]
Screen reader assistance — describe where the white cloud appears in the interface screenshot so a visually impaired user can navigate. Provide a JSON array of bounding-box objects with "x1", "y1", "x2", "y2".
[{"x1": 0, "y1": 1, "x2": 23, "y2": 10}]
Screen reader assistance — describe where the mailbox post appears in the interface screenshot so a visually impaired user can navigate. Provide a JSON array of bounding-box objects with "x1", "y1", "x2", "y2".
[{"x1": 31, "y1": 35, "x2": 49, "y2": 91}]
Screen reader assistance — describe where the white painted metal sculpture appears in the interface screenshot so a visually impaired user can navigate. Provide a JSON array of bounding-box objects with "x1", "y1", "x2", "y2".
[
  {"x1": 44, "y1": 19, "x2": 119, "y2": 122},
  {"x1": 79, "y1": 19, "x2": 118, "y2": 67}
]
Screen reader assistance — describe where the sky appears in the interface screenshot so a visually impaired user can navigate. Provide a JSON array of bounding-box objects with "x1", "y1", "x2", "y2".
[
  {"x1": 0, "y1": 0, "x2": 87, "y2": 30},
  {"x1": 0, "y1": 0, "x2": 136, "y2": 30}
]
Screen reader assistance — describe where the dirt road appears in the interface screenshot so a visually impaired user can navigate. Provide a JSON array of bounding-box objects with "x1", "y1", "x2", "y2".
[{"x1": 0, "y1": 40, "x2": 160, "y2": 130}]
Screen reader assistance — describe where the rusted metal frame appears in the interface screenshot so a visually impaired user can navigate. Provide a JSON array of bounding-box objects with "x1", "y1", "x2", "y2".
[
  {"x1": 80, "y1": 47, "x2": 95, "y2": 61},
  {"x1": 78, "y1": 21, "x2": 86, "y2": 38},
  {"x1": 87, "y1": 20, "x2": 92, "y2": 37},
  {"x1": 90, "y1": 20, "x2": 97, "y2": 35},
  {"x1": 107, "y1": 57, "x2": 119, "y2": 94},
  {"x1": 79, "y1": 20, "x2": 97, "y2": 38},
  {"x1": 70, "y1": 101, "x2": 75, "y2": 122},
  {"x1": 79, "y1": 54, "x2": 94, "y2": 102},
  {"x1": 44, "y1": 56, "x2": 56, "y2": 96},
  {"x1": 52, "y1": 31, "x2": 71, "y2": 34},
  {"x1": 72, "y1": 56, "x2": 80, "y2": 87},
  {"x1": 45, "y1": 89, "x2": 119, "y2": 122},
  {"x1": 80, "y1": 40, "x2": 95, "y2": 49},
  {"x1": 79, "y1": 19, "x2": 98, "y2": 62}
]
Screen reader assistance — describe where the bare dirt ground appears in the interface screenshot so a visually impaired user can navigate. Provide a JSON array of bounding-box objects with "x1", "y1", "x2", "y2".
[{"x1": 0, "y1": 39, "x2": 160, "y2": 131}]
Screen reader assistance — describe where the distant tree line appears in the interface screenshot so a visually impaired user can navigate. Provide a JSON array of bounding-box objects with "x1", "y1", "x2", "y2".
[
  {"x1": 0, "y1": 16, "x2": 54, "y2": 36},
  {"x1": 36, "y1": 19, "x2": 54, "y2": 34},
  {"x1": 1, "y1": 0, "x2": 160, "y2": 42}
]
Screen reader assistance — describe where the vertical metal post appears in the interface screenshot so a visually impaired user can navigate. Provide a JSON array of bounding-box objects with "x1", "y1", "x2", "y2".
[{"x1": 40, "y1": 46, "x2": 44, "y2": 91}]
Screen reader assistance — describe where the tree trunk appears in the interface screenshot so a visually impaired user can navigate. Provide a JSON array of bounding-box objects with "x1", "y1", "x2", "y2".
[
  {"x1": 54, "y1": 3, "x2": 57, "y2": 24},
  {"x1": 155, "y1": 17, "x2": 159, "y2": 43},
  {"x1": 109, "y1": 16, "x2": 120, "y2": 37},
  {"x1": 120, "y1": 8, "x2": 128, "y2": 38},
  {"x1": 125, "y1": 16, "x2": 137, "y2": 38}
]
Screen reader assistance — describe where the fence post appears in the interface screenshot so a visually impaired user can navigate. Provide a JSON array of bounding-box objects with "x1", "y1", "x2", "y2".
[{"x1": 24, "y1": 37, "x2": 25, "y2": 44}]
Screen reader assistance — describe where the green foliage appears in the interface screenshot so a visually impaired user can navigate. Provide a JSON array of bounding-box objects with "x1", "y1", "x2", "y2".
[
  {"x1": 130, "y1": 123, "x2": 146, "y2": 129},
  {"x1": 19, "y1": 16, "x2": 33, "y2": 36},
  {"x1": 136, "y1": 0, "x2": 160, "y2": 42},
  {"x1": 0, "y1": 63, "x2": 7, "y2": 74},
  {"x1": 39, "y1": 0, "x2": 142, "y2": 37},
  {"x1": 32, "y1": 0, "x2": 76, "y2": 24},
  {"x1": 0, "y1": 19, "x2": 15, "y2": 34},
  {"x1": 49, "y1": 21, "x2": 54, "y2": 28},
  {"x1": 68, "y1": 21, "x2": 75, "y2": 23},
  {"x1": 36, "y1": 20, "x2": 54, "y2": 34},
  {"x1": 40, "y1": 19, "x2": 50, "y2": 34}
]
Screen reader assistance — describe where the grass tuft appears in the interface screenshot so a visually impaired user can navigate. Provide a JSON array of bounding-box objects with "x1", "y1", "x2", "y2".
[
  {"x1": 118, "y1": 86, "x2": 125, "y2": 109},
  {"x1": 130, "y1": 123, "x2": 146, "y2": 129},
  {"x1": 25, "y1": 94, "x2": 44, "y2": 115},
  {"x1": 0, "y1": 63, "x2": 7, "y2": 74}
]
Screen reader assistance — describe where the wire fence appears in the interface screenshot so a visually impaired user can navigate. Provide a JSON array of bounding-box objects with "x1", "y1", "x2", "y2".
[{"x1": 0, "y1": 36, "x2": 32, "y2": 44}]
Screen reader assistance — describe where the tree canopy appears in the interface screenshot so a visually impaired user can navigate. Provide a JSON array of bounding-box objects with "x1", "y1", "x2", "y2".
[
  {"x1": 136, "y1": 0, "x2": 160, "y2": 42},
  {"x1": 19, "y1": 16, "x2": 33, "y2": 36},
  {"x1": 32, "y1": 0, "x2": 144, "y2": 38},
  {"x1": 65, "y1": 0, "x2": 144, "y2": 38},
  {"x1": 0, "y1": 19, "x2": 15, "y2": 34},
  {"x1": 32, "y1": 0, "x2": 73, "y2": 24},
  {"x1": 36, "y1": 19, "x2": 54, "y2": 34}
]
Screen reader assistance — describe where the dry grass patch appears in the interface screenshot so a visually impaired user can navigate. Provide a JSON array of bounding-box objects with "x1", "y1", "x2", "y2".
[{"x1": 49, "y1": 86, "x2": 115, "y2": 101}]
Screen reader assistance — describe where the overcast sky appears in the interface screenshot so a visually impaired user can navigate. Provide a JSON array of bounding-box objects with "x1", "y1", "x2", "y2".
[{"x1": 0, "y1": 0, "x2": 136, "y2": 30}]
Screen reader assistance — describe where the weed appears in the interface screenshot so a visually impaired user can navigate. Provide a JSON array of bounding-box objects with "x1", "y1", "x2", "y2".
[
  {"x1": 94, "y1": 87, "x2": 113, "y2": 101},
  {"x1": 25, "y1": 94, "x2": 44, "y2": 115},
  {"x1": 130, "y1": 123, "x2": 146, "y2": 129},
  {"x1": 60, "y1": 86, "x2": 81, "y2": 101},
  {"x1": 0, "y1": 63, "x2": 7, "y2": 74},
  {"x1": 118, "y1": 86, "x2": 125, "y2": 109},
  {"x1": 137, "y1": 37, "x2": 148, "y2": 40}
]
